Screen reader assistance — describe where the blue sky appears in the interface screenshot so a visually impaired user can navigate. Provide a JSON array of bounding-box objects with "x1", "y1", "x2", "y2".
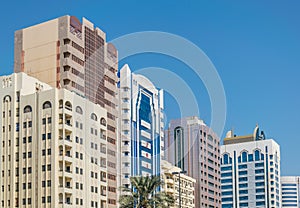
[{"x1": 0, "y1": 1, "x2": 299, "y2": 175}]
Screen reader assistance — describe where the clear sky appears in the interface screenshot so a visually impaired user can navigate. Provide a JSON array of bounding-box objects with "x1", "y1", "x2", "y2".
[{"x1": 0, "y1": 1, "x2": 299, "y2": 175}]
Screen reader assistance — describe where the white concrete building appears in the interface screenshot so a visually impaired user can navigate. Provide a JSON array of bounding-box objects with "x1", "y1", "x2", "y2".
[
  {"x1": 281, "y1": 176, "x2": 300, "y2": 208},
  {"x1": 0, "y1": 72, "x2": 110, "y2": 207},
  {"x1": 161, "y1": 160, "x2": 196, "y2": 208},
  {"x1": 118, "y1": 64, "x2": 164, "y2": 189},
  {"x1": 221, "y1": 126, "x2": 281, "y2": 208}
]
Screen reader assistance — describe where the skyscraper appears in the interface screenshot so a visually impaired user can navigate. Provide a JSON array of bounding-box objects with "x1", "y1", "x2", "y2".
[
  {"x1": 118, "y1": 64, "x2": 164, "y2": 188},
  {"x1": 0, "y1": 72, "x2": 110, "y2": 207},
  {"x1": 281, "y1": 176, "x2": 300, "y2": 208},
  {"x1": 221, "y1": 125, "x2": 281, "y2": 208},
  {"x1": 14, "y1": 16, "x2": 118, "y2": 206},
  {"x1": 165, "y1": 116, "x2": 221, "y2": 208}
]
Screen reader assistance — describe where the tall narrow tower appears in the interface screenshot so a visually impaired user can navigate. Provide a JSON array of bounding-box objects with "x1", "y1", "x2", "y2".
[
  {"x1": 165, "y1": 116, "x2": 222, "y2": 208},
  {"x1": 14, "y1": 15, "x2": 118, "y2": 207},
  {"x1": 118, "y1": 64, "x2": 164, "y2": 189}
]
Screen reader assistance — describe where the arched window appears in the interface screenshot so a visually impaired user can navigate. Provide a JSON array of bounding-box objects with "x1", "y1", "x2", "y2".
[
  {"x1": 241, "y1": 151, "x2": 247, "y2": 163},
  {"x1": 59, "y1": 100, "x2": 63, "y2": 109},
  {"x1": 3, "y1": 95, "x2": 11, "y2": 103},
  {"x1": 91, "y1": 113, "x2": 97, "y2": 121},
  {"x1": 24, "y1": 105, "x2": 32, "y2": 113},
  {"x1": 255, "y1": 149, "x2": 260, "y2": 161},
  {"x1": 100, "y1": 118, "x2": 106, "y2": 126},
  {"x1": 223, "y1": 153, "x2": 229, "y2": 165},
  {"x1": 65, "y1": 101, "x2": 72, "y2": 111},
  {"x1": 42, "y1": 101, "x2": 52, "y2": 109},
  {"x1": 76, "y1": 106, "x2": 83, "y2": 114},
  {"x1": 174, "y1": 126, "x2": 184, "y2": 169}
]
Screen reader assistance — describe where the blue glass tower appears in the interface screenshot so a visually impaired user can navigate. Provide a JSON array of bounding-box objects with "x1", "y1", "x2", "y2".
[{"x1": 118, "y1": 64, "x2": 164, "y2": 188}]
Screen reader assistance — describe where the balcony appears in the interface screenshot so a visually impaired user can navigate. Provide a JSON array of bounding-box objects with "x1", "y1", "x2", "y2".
[
  {"x1": 65, "y1": 119, "x2": 72, "y2": 127},
  {"x1": 59, "y1": 200, "x2": 72, "y2": 207},
  {"x1": 100, "y1": 133, "x2": 106, "y2": 141},
  {"x1": 122, "y1": 145, "x2": 130, "y2": 152},
  {"x1": 100, "y1": 173, "x2": 107, "y2": 183},
  {"x1": 166, "y1": 188, "x2": 174, "y2": 194},
  {"x1": 122, "y1": 156, "x2": 131, "y2": 163},
  {"x1": 165, "y1": 178, "x2": 174, "y2": 184},
  {"x1": 122, "y1": 123, "x2": 130, "y2": 131},
  {"x1": 122, "y1": 91, "x2": 131, "y2": 99},
  {"x1": 65, "y1": 135, "x2": 72, "y2": 143},
  {"x1": 61, "y1": 44, "x2": 84, "y2": 60},
  {"x1": 122, "y1": 102, "x2": 130, "y2": 110},
  {"x1": 122, "y1": 167, "x2": 130, "y2": 174},
  {"x1": 104, "y1": 68, "x2": 117, "y2": 80},
  {"x1": 101, "y1": 190, "x2": 107, "y2": 196},
  {"x1": 122, "y1": 178, "x2": 130, "y2": 185},
  {"x1": 100, "y1": 147, "x2": 107, "y2": 154},
  {"x1": 64, "y1": 122, "x2": 73, "y2": 132}
]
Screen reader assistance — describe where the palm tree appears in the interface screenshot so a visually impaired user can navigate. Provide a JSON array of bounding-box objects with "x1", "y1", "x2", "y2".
[{"x1": 119, "y1": 175, "x2": 175, "y2": 208}]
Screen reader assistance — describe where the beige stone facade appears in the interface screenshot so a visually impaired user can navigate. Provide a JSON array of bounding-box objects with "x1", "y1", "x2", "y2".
[{"x1": 161, "y1": 160, "x2": 196, "y2": 208}]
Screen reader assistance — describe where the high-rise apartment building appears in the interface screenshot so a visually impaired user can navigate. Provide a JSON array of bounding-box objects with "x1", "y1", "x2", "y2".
[
  {"x1": 14, "y1": 15, "x2": 118, "y2": 206},
  {"x1": 165, "y1": 116, "x2": 221, "y2": 208},
  {"x1": 161, "y1": 160, "x2": 196, "y2": 208},
  {"x1": 221, "y1": 126, "x2": 281, "y2": 208},
  {"x1": 281, "y1": 176, "x2": 300, "y2": 208},
  {"x1": 0, "y1": 72, "x2": 111, "y2": 207},
  {"x1": 118, "y1": 64, "x2": 164, "y2": 188}
]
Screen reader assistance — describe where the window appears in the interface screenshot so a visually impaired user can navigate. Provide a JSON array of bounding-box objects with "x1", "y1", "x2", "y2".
[
  {"x1": 223, "y1": 153, "x2": 229, "y2": 165},
  {"x1": 241, "y1": 151, "x2": 247, "y2": 163},
  {"x1": 24, "y1": 105, "x2": 32, "y2": 113},
  {"x1": 91, "y1": 113, "x2": 97, "y2": 121},
  {"x1": 42, "y1": 101, "x2": 52, "y2": 109},
  {"x1": 255, "y1": 150, "x2": 260, "y2": 161},
  {"x1": 76, "y1": 106, "x2": 83, "y2": 114},
  {"x1": 3, "y1": 95, "x2": 11, "y2": 102},
  {"x1": 65, "y1": 101, "x2": 72, "y2": 111},
  {"x1": 100, "y1": 118, "x2": 106, "y2": 126}
]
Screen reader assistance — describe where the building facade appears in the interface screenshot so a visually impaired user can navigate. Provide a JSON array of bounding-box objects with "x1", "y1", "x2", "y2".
[
  {"x1": 221, "y1": 126, "x2": 281, "y2": 208},
  {"x1": 165, "y1": 116, "x2": 221, "y2": 208},
  {"x1": 14, "y1": 15, "x2": 118, "y2": 206},
  {"x1": 161, "y1": 160, "x2": 196, "y2": 208},
  {"x1": 0, "y1": 72, "x2": 113, "y2": 207},
  {"x1": 281, "y1": 176, "x2": 300, "y2": 208},
  {"x1": 118, "y1": 64, "x2": 164, "y2": 189}
]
